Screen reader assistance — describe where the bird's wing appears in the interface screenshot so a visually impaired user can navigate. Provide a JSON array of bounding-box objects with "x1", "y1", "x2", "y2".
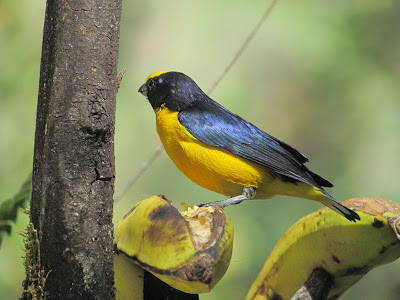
[{"x1": 178, "y1": 100, "x2": 332, "y2": 188}]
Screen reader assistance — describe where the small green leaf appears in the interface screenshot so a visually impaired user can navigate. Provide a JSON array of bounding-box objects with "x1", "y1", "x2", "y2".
[{"x1": 0, "y1": 173, "x2": 32, "y2": 246}]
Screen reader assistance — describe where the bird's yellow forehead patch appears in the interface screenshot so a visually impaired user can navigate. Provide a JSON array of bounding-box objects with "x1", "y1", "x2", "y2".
[{"x1": 146, "y1": 71, "x2": 171, "y2": 83}]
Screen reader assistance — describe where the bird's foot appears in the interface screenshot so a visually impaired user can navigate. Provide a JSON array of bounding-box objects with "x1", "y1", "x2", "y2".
[{"x1": 199, "y1": 187, "x2": 256, "y2": 208}]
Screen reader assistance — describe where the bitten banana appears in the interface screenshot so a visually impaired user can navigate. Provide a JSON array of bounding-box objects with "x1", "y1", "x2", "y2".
[
  {"x1": 246, "y1": 197, "x2": 400, "y2": 300},
  {"x1": 114, "y1": 195, "x2": 234, "y2": 296}
]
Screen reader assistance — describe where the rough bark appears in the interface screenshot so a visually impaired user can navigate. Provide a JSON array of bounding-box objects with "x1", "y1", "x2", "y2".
[{"x1": 26, "y1": 0, "x2": 121, "y2": 298}]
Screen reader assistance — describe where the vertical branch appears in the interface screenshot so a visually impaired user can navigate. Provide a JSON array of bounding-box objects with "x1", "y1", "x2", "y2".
[{"x1": 28, "y1": 0, "x2": 122, "y2": 298}]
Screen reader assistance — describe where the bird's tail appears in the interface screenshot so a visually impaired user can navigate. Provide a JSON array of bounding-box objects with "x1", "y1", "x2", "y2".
[
  {"x1": 318, "y1": 188, "x2": 360, "y2": 222},
  {"x1": 308, "y1": 170, "x2": 333, "y2": 188}
]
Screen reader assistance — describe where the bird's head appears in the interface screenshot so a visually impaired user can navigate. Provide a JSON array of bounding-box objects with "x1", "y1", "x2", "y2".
[{"x1": 138, "y1": 71, "x2": 207, "y2": 111}]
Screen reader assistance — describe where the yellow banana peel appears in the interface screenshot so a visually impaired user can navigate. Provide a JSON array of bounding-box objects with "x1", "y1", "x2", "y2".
[
  {"x1": 246, "y1": 197, "x2": 400, "y2": 300},
  {"x1": 114, "y1": 195, "x2": 234, "y2": 296},
  {"x1": 114, "y1": 251, "x2": 144, "y2": 300}
]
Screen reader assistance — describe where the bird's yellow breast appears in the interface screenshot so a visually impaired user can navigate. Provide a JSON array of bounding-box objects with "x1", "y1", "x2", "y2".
[{"x1": 154, "y1": 106, "x2": 266, "y2": 197}]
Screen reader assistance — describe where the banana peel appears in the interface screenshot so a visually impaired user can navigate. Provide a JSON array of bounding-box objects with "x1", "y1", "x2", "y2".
[
  {"x1": 114, "y1": 250, "x2": 144, "y2": 300},
  {"x1": 114, "y1": 195, "x2": 234, "y2": 296},
  {"x1": 246, "y1": 197, "x2": 400, "y2": 300}
]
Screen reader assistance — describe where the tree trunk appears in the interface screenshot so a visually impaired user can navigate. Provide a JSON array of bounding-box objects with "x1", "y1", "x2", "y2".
[{"x1": 27, "y1": 0, "x2": 121, "y2": 298}]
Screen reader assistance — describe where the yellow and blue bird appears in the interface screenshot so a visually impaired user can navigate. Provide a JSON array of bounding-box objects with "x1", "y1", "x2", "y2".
[{"x1": 138, "y1": 71, "x2": 360, "y2": 222}]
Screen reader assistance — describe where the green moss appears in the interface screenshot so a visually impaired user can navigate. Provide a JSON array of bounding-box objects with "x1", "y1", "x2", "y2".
[{"x1": 19, "y1": 210, "x2": 46, "y2": 300}]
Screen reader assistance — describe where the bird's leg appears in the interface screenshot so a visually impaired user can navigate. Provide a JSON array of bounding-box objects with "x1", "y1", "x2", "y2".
[{"x1": 199, "y1": 187, "x2": 257, "y2": 208}]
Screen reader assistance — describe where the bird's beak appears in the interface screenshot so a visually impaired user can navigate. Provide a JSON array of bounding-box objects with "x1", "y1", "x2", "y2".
[{"x1": 138, "y1": 84, "x2": 148, "y2": 97}]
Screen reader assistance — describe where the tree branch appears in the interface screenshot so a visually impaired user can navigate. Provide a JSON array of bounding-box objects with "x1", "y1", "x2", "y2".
[
  {"x1": 26, "y1": 0, "x2": 122, "y2": 298},
  {"x1": 291, "y1": 268, "x2": 333, "y2": 300}
]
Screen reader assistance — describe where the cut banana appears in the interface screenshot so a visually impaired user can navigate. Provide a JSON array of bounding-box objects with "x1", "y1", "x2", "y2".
[
  {"x1": 114, "y1": 195, "x2": 234, "y2": 296},
  {"x1": 246, "y1": 197, "x2": 400, "y2": 300}
]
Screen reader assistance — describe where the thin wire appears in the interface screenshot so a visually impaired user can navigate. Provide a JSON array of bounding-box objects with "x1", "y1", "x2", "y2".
[
  {"x1": 207, "y1": 0, "x2": 278, "y2": 94},
  {"x1": 115, "y1": 144, "x2": 164, "y2": 202},
  {"x1": 115, "y1": 0, "x2": 278, "y2": 202}
]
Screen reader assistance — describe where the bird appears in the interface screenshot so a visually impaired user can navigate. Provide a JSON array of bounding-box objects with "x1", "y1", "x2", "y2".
[{"x1": 138, "y1": 71, "x2": 360, "y2": 222}]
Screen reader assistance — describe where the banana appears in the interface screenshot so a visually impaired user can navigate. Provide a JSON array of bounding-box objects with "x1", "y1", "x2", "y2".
[
  {"x1": 114, "y1": 251, "x2": 144, "y2": 300},
  {"x1": 246, "y1": 197, "x2": 400, "y2": 300},
  {"x1": 114, "y1": 195, "x2": 234, "y2": 296}
]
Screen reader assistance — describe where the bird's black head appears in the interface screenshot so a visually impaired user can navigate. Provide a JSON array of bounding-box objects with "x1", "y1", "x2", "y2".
[{"x1": 138, "y1": 71, "x2": 207, "y2": 111}]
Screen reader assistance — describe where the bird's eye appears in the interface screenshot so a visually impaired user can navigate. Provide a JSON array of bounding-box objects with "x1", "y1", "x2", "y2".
[{"x1": 148, "y1": 78, "x2": 155, "y2": 89}]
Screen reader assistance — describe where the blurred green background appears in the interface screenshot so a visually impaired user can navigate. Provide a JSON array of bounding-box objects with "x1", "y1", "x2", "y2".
[{"x1": 1, "y1": 0, "x2": 399, "y2": 299}]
